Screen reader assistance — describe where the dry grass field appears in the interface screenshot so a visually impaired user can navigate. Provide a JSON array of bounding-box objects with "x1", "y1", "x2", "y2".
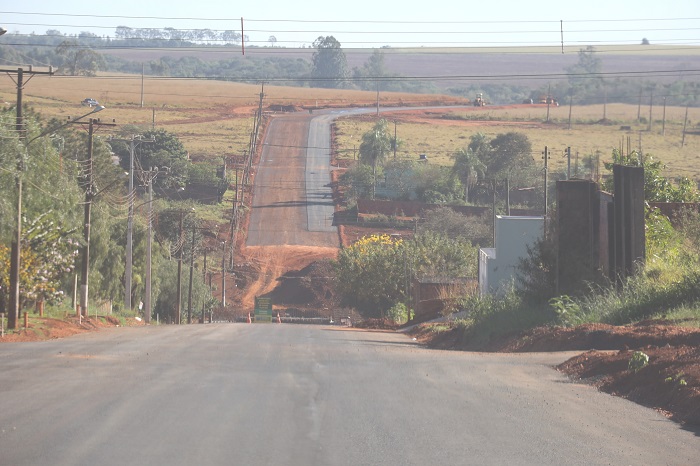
[
  {"x1": 2, "y1": 72, "x2": 699, "y2": 179},
  {"x1": 335, "y1": 103, "x2": 700, "y2": 179},
  {"x1": 0, "y1": 72, "x2": 465, "y2": 158}
]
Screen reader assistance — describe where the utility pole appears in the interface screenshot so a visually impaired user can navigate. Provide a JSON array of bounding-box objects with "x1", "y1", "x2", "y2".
[
  {"x1": 662, "y1": 96, "x2": 667, "y2": 136},
  {"x1": 491, "y1": 180, "x2": 497, "y2": 246},
  {"x1": 637, "y1": 88, "x2": 643, "y2": 122},
  {"x1": 109, "y1": 135, "x2": 153, "y2": 314},
  {"x1": 543, "y1": 146, "x2": 549, "y2": 218},
  {"x1": 221, "y1": 241, "x2": 227, "y2": 310},
  {"x1": 376, "y1": 80, "x2": 380, "y2": 116},
  {"x1": 2, "y1": 65, "x2": 54, "y2": 329},
  {"x1": 175, "y1": 210, "x2": 185, "y2": 324},
  {"x1": 681, "y1": 104, "x2": 689, "y2": 147},
  {"x1": 140, "y1": 63, "x2": 145, "y2": 108},
  {"x1": 145, "y1": 172, "x2": 154, "y2": 323},
  {"x1": 505, "y1": 177, "x2": 511, "y2": 216},
  {"x1": 76, "y1": 117, "x2": 116, "y2": 317},
  {"x1": 187, "y1": 226, "x2": 196, "y2": 324},
  {"x1": 202, "y1": 249, "x2": 207, "y2": 324}
]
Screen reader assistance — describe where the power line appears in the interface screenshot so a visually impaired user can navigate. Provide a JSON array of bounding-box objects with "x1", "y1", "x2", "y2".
[{"x1": 2, "y1": 11, "x2": 699, "y2": 24}]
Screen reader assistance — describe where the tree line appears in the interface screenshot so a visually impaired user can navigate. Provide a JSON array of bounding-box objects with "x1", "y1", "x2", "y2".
[
  {"x1": 0, "y1": 111, "x2": 221, "y2": 321},
  {"x1": 3, "y1": 31, "x2": 698, "y2": 105}
]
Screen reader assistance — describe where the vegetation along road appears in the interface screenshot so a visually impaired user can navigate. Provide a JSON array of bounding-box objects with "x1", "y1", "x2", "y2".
[{"x1": 0, "y1": 324, "x2": 696, "y2": 466}]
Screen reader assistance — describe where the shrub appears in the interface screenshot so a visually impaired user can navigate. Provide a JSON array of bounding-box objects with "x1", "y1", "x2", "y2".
[{"x1": 628, "y1": 351, "x2": 649, "y2": 372}]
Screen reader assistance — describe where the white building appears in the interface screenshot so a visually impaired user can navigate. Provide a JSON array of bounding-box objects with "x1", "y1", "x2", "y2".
[{"x1": 479, "y1": 215, "x2": 544, "y2": 295}]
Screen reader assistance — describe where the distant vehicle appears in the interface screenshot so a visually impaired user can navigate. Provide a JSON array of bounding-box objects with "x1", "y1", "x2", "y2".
[
  {"x1": 473, "y1": 93, "x2": 486, "y2": 107},
  {"x1": 523, "y1": 98, "x2": 534, "y2": 104},
  {"x1": 538, "y1": 95, "x2": 559, "y2": 106},
  {"x1": 82, "y1": 98, "x2": 99, "y2": 107}
]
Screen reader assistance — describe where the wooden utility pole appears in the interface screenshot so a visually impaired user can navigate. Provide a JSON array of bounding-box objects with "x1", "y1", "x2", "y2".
[
  {"x1": 662, "y1": 96, "x2": 667, "y2": 136},
  {"x1": 682, "y1": 104, "x2": 689, "y2": 147}
]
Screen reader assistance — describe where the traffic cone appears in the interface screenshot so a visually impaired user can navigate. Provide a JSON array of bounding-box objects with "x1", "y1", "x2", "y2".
[
  {"x1": 247, "y1": 312, "x2": 252, "y2": 323},
  {"x1": 277, "y1": 311, "x2": 281, "y2": 323}
]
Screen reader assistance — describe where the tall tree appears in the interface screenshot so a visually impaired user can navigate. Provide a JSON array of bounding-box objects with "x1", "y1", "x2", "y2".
[
  {"x1": 311, "y1": 36, "x2": 348, "y2": 89},
  {"x1": 359, "y1": 119, "x2": 393, "y2": 197},
  {"x1": 566, "y1": 46, "x2": 603, "y2": 101},
  {"x1": 452, "y1": 148, "x2": 486, "y2": 203},
  {"x1": 55, "y1": 40, "x2": 105, "y2": 76}
]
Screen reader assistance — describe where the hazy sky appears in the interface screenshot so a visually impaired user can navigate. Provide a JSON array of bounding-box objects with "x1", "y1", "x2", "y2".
[{"x1": 2, "y1": 1, "x2": 700, "y2": 48}]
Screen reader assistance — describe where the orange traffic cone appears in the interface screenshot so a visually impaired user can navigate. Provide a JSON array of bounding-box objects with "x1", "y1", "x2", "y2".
[
  {"x1": 247, "y1": 312, "x2": 252, "y2": 323},
  {"x1": 277, "y1": 311, "x2": 281, "y2": 323}
]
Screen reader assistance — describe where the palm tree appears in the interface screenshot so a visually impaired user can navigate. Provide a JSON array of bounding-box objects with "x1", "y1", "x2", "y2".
[
  {"x1": 452, "y1": 148, "x2": 486, "y2": 203},
  {"x1": 359, "y1": 119, "x2": 393, "y2": 198}
]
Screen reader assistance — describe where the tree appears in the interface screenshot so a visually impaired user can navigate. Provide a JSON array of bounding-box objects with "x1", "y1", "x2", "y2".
[
  {"x1": 602, "y1": 150, "x2": 700, "y2": 202},
  {"x1": 359, "y1": 119, "x2": 394, "y2": 198},
  {"x1": 359, "y1": 119, "x2": 392, "y2": 168},
  {"x1": 463, "y1": 132, "x2": 536, "y2": 203},
  {"x1": 55, "y1": 40, "x2": 105, "y2": 76},
  {"x1": 418, "y1": 206, "x2": 490, "y2": 245},
  {"x1": 111, "y1": 128, "x2": 190, "y2": 190},
  {"x1": 334, "y1": 232, "x2": 478, "y2": 317},
  {"x1": 452, "y1": 148, "x2": 486, "y2": 203},
  {"x1": 268, "y1": 36, "x2": 277, "y2": 47},
  {"x1": 565, "y1": 46, "x2": 603, "y2": 101},
  {"x1": 352, "y1": 49, "x2": 389, "y2": 91},
  {"x1": 311, "y1": 36, "x2": 348, "y2": 89}
]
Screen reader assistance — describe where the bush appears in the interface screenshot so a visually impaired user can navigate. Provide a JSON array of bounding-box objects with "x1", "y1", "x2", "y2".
[{"x1": 387, "y1": 302, "x2": 410, "y2": 324}]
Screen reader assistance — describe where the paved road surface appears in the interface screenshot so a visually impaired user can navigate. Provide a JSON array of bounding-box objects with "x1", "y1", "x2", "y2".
[
  {"x1": 246, "y1": 107, "x2": 419, "y2": 248},
  {"x1": 0, "y1": 325, "x2": 696, "y2": 465},
  {"x1": 246, "y1": 113, "x2": 338, "y2": 247}
]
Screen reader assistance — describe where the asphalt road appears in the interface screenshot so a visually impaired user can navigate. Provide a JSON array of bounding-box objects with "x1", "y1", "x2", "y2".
[
  {"x1": 246, "y1": 106, "x2": 424, "y2": 248},
  {"x1": 0, "y1": 325, "x2": 696, "y2": 465},
  {"x1": 246, "y1": 113, "x2": 338, "y2": 247}
]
